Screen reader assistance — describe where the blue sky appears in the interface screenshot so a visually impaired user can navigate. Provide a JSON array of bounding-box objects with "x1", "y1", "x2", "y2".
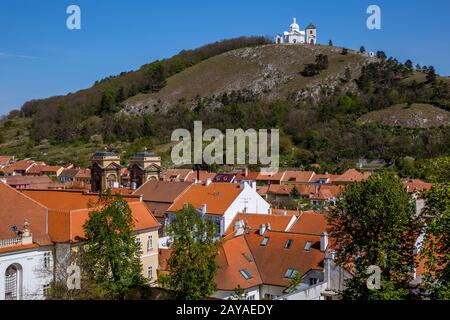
[{"x1": 0, "y1": 0, "x2": 449, "y2": 115}]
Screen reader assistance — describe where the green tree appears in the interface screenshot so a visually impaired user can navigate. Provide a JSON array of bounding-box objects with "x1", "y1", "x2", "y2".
[
  {"x1": 230, "y1": 285, "x2": 248, "y2": 300},
  {"x1": 327, "y1": 171, "x2": 418, "y2": 300},
  {"x1": 290, "y1": 186, "x2": 301, "y2": 200},
  {"x1": 98, "y1": 89, "x2": 120, "y2": 115},
  {"x1": 144, "y1": 61, "x2": 167, "y2": 92},
  {"x1": 159, "y1": 205, "x2": 220, "y2": 300},
  {"x1": 421, "y1": 184, "x2": 450, "y2": 299},
  {"x1": 82, "y1": 191, "x2": 146, "y2": 299},
  {"x1": 285, "y1": 271, "x2": 303, "y2": 293},
  {"x1": 404, "y1": 59, "x2": 413, "y2": 72},
  {"x1": 315, "y1": 54, "x2": 329, "y2": 70},
  {"x1": 426, "y1": 66, "x2": 437, "y2": 83},
  {"x1": 376, "y1": 51, "x2": 387, "y2": 60}
]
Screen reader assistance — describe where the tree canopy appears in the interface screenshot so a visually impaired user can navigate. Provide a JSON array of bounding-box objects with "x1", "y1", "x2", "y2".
[
  {"x1": 159, "y1": 205, "x2": 220, "y2": 300},
  {"x1": 327, "y1": 171, "x2": 419, "y2": 300}
]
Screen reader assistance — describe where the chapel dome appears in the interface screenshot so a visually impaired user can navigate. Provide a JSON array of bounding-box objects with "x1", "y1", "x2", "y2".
[{"x1": 290, "y1": 18, "x2": 300, "y2": 32}]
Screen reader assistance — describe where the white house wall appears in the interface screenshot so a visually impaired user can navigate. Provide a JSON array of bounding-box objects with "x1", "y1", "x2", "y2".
[
  {"x1": 0, "y1": 248, "x2": 53, "y2": 300},
  {"x1": 222, "y1": 184, "x2": 271, "y2": 233}
]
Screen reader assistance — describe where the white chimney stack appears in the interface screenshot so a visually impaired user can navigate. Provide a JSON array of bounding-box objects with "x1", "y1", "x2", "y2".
[
  {"x1": 259, "y1": 224, "x2": 267, "y2": 236},
  {"x1": 320, "y1": 232, "x2": 329, "y2": 252},
  {"x1": 205, "y1": 178, "x2": 212, "y2": 187},
  {"x1": 201, "y1": 204, "x2": 207, "y2": 216}
]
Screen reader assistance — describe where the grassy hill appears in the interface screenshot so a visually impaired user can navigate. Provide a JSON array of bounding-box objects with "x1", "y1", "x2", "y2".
[
  {"x1": 359, "y1": 103, "x2": 450, "y2": 128},
  {"x1": 124, "y1": 44, "x2": 371, "y2": 114},
  {"x1": 1, "y1": 38, "x2": 450, "y2": 168}
]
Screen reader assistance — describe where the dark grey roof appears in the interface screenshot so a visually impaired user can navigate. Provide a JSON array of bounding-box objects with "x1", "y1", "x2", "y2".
[{"x1": 306, "y1": 23, "x2": 316, "y2": 29}]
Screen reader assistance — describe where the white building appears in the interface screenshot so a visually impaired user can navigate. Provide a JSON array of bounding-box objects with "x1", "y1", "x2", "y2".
[
  {"x1": 166, "y1": 181, "x2": 271, "y2": 236},
  {"x1": 0, "y1": 228, "x2": 53, "y2": 300},
  {"x1": 275, "y1": 18, "x2": 317, "y2": 45}
]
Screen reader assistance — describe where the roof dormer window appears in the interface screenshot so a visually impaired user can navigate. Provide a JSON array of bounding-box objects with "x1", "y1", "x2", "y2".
[
  {"x1": 304, "y1": 241, "x2": 313, "y2": 251},
  {"x1": 240, "y1": 269, "x2": 252, "y2": 280}
]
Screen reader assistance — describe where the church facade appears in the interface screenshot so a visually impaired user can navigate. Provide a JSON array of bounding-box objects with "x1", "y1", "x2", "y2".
[{"x1": 275, "y1": 18, "x2": 317, "y2": 45}]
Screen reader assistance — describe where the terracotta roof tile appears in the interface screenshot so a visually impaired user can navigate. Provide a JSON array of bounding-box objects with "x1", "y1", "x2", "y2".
[
  {"x1": 246, "y1": 230, "x2": 324, "y2": 287},
  {"x1": 168, "y1": 183, "x2": 243, "y2": 215},
  {"x1": 216, "y1": 236, "x2": 263, "y2": 290},
  {"x1": 226, "y1": 213, "x2": 297, "y2": 235},
  {"x1": 288, "y1": 211, "x2": 328, "y2": 234},
  {"x1": 133, "y1": 181, "x2": 191, "y2": 203},
  {"x1": 0, "y1": 182, "x2": 51, "y2": 246}
]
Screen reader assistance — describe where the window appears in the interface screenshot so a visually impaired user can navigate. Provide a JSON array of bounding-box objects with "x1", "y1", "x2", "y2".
[
  {"x1": 43, "y1": 252, "x2": 51, "y2": 268},
  {"x1": 261, "y1": 237, "x2": 270, "y2": 246},
  {"x1": 147, "y1": 266, "x2": 153, "y2": 280},
  {"x1": 147, "y1": 235, "x2": 153, "y2": 252},
  {"x1": 284, "y1": 268, "x2": 298, "y2": 279},
  {"x1": 284, "y1": 239, "x2": 293, "y2": 249},
  {"x1": 304, "y1": 241, "x2": 313, "y2": 251},
  {"x1": 240, "y1": 269, "x2": 252, "y2": 280},
  {"x1": 43, "y1": 284, "x2": 51, "y2": 296},
  {"x1": 242, "y1": 252, "x2": 253, "y2": 262},
  {"x1": 247, "y1": 295, "x2": 256, "y2": 300},
  {"x1": 309, "y1": 277, "x2": 319, "y2": 286}
]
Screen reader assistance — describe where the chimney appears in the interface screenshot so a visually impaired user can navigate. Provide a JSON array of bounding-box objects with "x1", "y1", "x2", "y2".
[
  {"x1": 131, "y1": 182, "x2": 137, "y2": 190},
  {"x1": 201, "y1": 204, "x2": 207, "y2": 216},
  {"x1": 244, "y1": 168, "x2": 249, "y2": 177},
  {"x1": 320, "y1": 232, "x2": 329, "y2": 252},
  {"x1": 205, "y1": 178, "x2": 212, "y2": 187},
  {"x1": 21, "y1": 220, "x2": 33, "y2": 245},
  {"x1": 259, "y1": 224, "x2": 267, "y2": 236},
  {"x1": 266, "y1": 223, "x2": 271, "y2": 231},
  {"x1": 234, "y1": 220, "x2": 245, "y2": 236}
]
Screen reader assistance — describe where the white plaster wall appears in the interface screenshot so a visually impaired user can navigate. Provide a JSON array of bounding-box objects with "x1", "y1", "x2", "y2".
[
  {"x1": 0, "y1": 248, "x2": 53, "y2": 300},
  {"x1": 213, "y1": 286, "x2": 260, "y2": 300},
  {"x1": 222, "y1": 183, "x2": 271, "y2": 233}
]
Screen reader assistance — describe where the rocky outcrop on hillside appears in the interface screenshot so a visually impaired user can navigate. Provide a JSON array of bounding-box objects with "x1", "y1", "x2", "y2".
[{"x1": 123, "y1": 44, "x2": 375, "y2": 115}]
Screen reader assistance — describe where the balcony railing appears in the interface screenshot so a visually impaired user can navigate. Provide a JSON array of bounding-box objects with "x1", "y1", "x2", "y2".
[{"x1": 0, "y1": 237, "x2": 23, "y2": 248}]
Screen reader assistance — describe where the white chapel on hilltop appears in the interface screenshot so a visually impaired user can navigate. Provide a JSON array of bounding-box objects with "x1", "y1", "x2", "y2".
[{"x1": 275, "y1": 17, "x2": 317, "y2": 45}]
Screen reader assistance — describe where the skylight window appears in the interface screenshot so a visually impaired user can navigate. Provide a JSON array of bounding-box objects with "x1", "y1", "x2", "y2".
[
  {"x1": 304, "y1": 241, "x2": 313, "y2": 251},
  {"x1": 284, "y1": 239, "x2": 293, "y2": 249},
  {"x1": 261, "y1": 237, "x2": 270, "y2": 246},
  {"x1": 284, "y1": 268, "x2": 298, "y2": 279},
  {"x1": 240, "y1": 269, "x2": 252, "y2": 280},
  {"x1": 242, "y1": 252, "x2": 254, "y2": 262}
]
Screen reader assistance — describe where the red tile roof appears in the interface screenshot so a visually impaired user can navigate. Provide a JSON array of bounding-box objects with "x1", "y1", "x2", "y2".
[
  {"x1": 0, "y1": 182, "x2": 51, "y2": 246},
  {"x1": 21, "y1": 189, "x2": 141, "y2": 211},
  {"x1": 282, "y1": 171, "x2": 316, "y2": 183},
  {"x1": 0, "y1": 156, "x2": 13, "y2": 166},
  {"x1": 2, "y1": 160, "x2": 36, "y2": 174},
  {"x1": 245, "y1": 230, "x2": 324, "y2": 287},
  {"x1": 226, "y1": 213, "x2": 296, "y2": 235},
  {"x1": 235, "y1": 170, "x2": 260, "y2": 181},
  {"x1": 403, "y1": 179, "x2": 433, "y2": 194},
  {"x1": 5, "y1": 175, "x2": 55, "y2": 189},
  {"x1": 27, "y1": 165, "x2": 63, "y2": 175},
  {"x1": 47, "y1": 202, "x2": 161, "y2": 243},
  {"x1": 216, "y1": 236, "x2": 263, "y2": 290},
  {"x1": 288, "y1": 211, "x2": 328, "y2": 234},
  {"x1": 334, "y1": 169, "x2": 372, "y2": 183},
  {"x1": 168, "y1": 183, "x2": 243, "y2": 216},
  {"x1": 134, "y1": 181, "x2": 191, "y2": 203}
]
